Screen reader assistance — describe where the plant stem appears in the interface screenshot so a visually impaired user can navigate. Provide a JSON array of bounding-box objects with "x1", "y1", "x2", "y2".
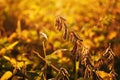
[
  {"x1": 43, "y1": 41, "x2": 47, "y2": 80},
  {"x1": 75, "y1": 60, "x2": 79, "y2": 80},
  {"x1": 43, "y1": 41, "x2": 46, "y2": 59},
  {"x1": 33, "y1": 50, "x2": 59, "y2": 73}
]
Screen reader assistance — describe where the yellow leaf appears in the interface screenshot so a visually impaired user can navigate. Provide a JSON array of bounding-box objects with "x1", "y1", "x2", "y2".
[
  {"x1": 83, "y1": 39, "x2": 94, "y2": 49},
  {"x1": 6, "y1": 41, "x2": 19, "y2": 50},
  {"x1": 107, "y1": 31, "x2": 117, "y2": 40},
  {"x1": 3, "y1": 56, "x2": 24, "y2": 69},
  {"x1": 3, "y1": 56, "x2": 11, "y2": 61},
  {"x1": 98, "y1": 35, "x2": 105, "y2": 42},
  {"x1": 96, "y1": 71, "x2": 113, "y2": 80},
  {"x1": 0, "y1": 71, "x2": 12, "y2": 80},
  {"x1": 0, "y1": 41, "x2": 19, "y2": 56}
]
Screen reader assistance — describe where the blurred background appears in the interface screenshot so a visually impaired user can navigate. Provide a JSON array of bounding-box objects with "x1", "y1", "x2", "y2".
[{"x1": 0, "y1": 0, "x2": 120, "y2": 79}]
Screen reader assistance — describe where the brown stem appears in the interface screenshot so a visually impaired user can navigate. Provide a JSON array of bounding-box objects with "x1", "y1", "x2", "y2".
[{"x1": 32, "y1": 50, "x2": 59, "y2": 72}]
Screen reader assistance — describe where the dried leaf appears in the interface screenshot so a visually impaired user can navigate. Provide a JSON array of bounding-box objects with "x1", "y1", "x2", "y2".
[
  {"x1": 69, "y1": 32, "x2": 82, "y2": 43},
  {"x1": 69, "y1": 32, "x2": 78, "y2": 42},
  {"x1": 95, "y1": 59, "x2": 104, "y2": 68},
  {"x1": 55, "y1": 67, "x2": 69, "y2": 80},
  {"x1": 39, "y1": 32, "x2": 48, "y2": 40},
  {"x1": 110, "y1": 69, "x2": 117, "y2": 80},
  {"x1": 55, "y1": 16, "x2": 66, "y2": 31}
]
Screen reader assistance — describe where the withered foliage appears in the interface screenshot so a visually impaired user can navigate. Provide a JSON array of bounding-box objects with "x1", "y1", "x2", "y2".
[
  {"x1": 55, "y1": 16, "x2": 83, "y2": 61},
  {"x1": 69, "y1": 32, "x2": 82, "y2": 43},
  {"x1": 55, "y1": 16, "x2": 65, "y2": 31},
  {"x1": 55, "y1": 16, "x2": 68, "y2": 40},
  {"x1": 55, "y1": 68, "x2": 69, "y2": 80},
  {"x1": 55, "y1": 16, "x2": 117, "y2": 80},
  {"x1": 81, "y1": 53, "x2": 103, "y2": 80},
  {"x1": 95, "y1": 44, "x2": 115, "y2": 69}
]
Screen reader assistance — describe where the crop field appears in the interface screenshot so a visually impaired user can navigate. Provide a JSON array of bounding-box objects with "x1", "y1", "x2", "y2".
[{"x1": 0, "y1": 0, "x2": 120, "y2": 80}]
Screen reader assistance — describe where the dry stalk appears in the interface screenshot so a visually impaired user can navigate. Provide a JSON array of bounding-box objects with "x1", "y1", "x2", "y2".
[{"x1": 32, "y1": 50, "x2": 59, "y2": 73}]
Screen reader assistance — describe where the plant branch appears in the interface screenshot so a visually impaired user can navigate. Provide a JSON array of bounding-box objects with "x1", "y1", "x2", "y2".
[{"x1": 32, "y1": 50, "x2": 60, "y2": 72}]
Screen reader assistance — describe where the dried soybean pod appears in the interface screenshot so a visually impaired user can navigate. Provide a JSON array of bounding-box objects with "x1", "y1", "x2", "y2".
[{"x1": 63, "y1": 22, "x2": 68, "y2": 40}]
